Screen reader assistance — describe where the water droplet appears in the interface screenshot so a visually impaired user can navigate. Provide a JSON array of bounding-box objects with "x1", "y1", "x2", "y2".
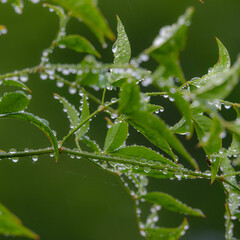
[
  {"x1": 32, "y1": 156, "x2": 38, "y2": 162},
  {"x1": 69, "y1": 87, "x2": 77, "y2": 95}
]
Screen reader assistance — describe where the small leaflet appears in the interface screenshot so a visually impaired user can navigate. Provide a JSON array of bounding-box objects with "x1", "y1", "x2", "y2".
[
  {"x1": 104, "y1": 121, "x2": 128, "y2": 153},
  {"x1": 112, "y1": 16, "x2": 131, "y2": 64}
]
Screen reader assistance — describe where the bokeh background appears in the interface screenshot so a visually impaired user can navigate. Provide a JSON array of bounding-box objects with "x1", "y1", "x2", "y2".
[{"x1": 0, "y1": 0, "x2": 240, "y2": 239}]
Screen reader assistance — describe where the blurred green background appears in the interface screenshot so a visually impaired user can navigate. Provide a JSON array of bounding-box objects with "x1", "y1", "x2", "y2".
[{"x1": 0, "y1": 0, "x2": 240, "y2": 239}]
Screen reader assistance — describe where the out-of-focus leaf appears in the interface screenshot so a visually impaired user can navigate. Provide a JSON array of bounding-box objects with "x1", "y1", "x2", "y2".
[
  {"x1": 205, "y1": 116, "x2": 223, "y2": 182},
  {"x1": 0, "y1": 112, "x2": 59, "y2": 161},
  {"x1": 43, "y1": 3, "x2": 66, "y2": 21},
  {"x1": 1, "y1": 79, "x2": 31, "y2": 92},
  {"x1": 127, "y1": 111, "x2": 198, "y2": 169},
  {"x1": 221, "y1": 157, "x2": 240, "y2": 240},
  {"x1": 104, "y1": 121, "x2": 128, "y2": 152},
  {"x1": 49, "y1": 0, "x2": 115, "y2": 45},
  {"x1": 193, "y1": 114, "x2": 222, "y2": 182},
  {"x1": 54, "y1": 93, "x2": 79, "y2": 128},
  {"x1": 0, "y1": 203, "x2": 38, "y2": 239},
  {"x1": 190, "y1": 38, "x2": 231, "y2": 90},
  {"x1": 147, "y1": 104, "x2": 164, "y2": 114},
  {"x1": 80, "y1": 136, "x2": 100, "y2": 152},
  {"x1": 145, "y1": 218, "x2": 188, "y2": 240},
  {"x1": 112, "y1": 16, "x2": 131, "y2": 64},
  {"x1": 0, "y1": 92, "x2": 29, "y2": 114},
  {"x1": 141, "y1": 192, "x2": 204, "y2": 217},
  {"x1": 195, "y1": 57, "x2": 240, "y2": 100},
  {"x1": 170, "y1": 117, "x2": 189, "y2": 135},
  {"x1": 76, "y1": 90, "x2": 90, "y2": 140},
  {"x1": 57, "y1": 35, "x2": 100, "y2": 58},
  {"x1": 111, "y1": 146, "x2": 176, "y2": 167},
  {"x1": 145, "y1": 7, "x2": 194, "y2": 84}
]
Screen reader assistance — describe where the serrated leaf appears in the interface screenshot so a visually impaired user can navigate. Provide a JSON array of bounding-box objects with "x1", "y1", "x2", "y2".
[
  {"x1": 195, "y1": 56, "x2": 240, "y2": 100},
  {"x1": 49, "y1": 0, "x2": 115, "y2": 45},
  {"x1": 0, "y1": 203, "x2": 38, "y2": 239},
  {"x1": 104, "y1": 121, "x2": 128, "y2": 152},
  {"x1": 111, "y1": 146, "x2": 176, "y2": 167},
  {"x1": 112, "y1": 16, "x2": 131, "y2": 64},
  {"x1": 1, "y1": 79, "x2": 31, "y2": 92},
  {"x1": 118, "y1": 80, "x2": 142, "y2": 115},
  {"x1": 58, "y1": 35, "x2": 100, "y2": 58},
  {"x1": 80, "y1": 136, "x2": 100, "y2": 152},
  {"x1": 127, "y1": 111, "x2": 198, "y2": 169},
  {"x1": 145, "y1": 218, "x2": 188, "y2": 240},
  {"x1": 54, "y1": 93, "x2": 79, "y2": 128},
  {"x1": 190, "y1": 38, "x2": 230, "y2": 90},
  {"x1": 0, "y1": 112, "x2": 59, "y2": 161},
  {"x1": 193, "y1": 114, "x2": 222, "y2": 182},
  {"x1": 0, "y1": 92, "x2": 30, "y2": 114},
  {"x1": 141, "y1": 192, "x2": 204, "y2": 217},
  {"x1": 76, "y1": 90, "x2": 90, "y2": 140}
]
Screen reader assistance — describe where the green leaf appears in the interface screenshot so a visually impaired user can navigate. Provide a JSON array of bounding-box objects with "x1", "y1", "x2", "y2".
[
  {"x1": 221, "y1": 157, "x2": 240, "y2": 240},
  {"x1": 54, "y1": 93, "x2": 79, "y2": 129},
  {"x1": 80, "y1": 136, "x2": 100, "y2": 152},
  {"x1": 170, "y1": 117, "x2": 189, "y2": 135},
  {"x1": 194, "y1": 56, "x2": 240, "y2": 100},
  {"x1": 141, "y1": 192, "x2": 204, "y2": 217},
  {"x1": 0, "y1": 92, "x2": 30, "y2": 114},
  {"x1": 49, "y1": 0, "x2": 115, "y2": 45},
  {"x1": 57, "y1": 35, "x2": 100, "y2": 58},
  {"x1": 118, "y1": 80, "x2": 142, "y2": 115},
  {"x1": 146, "y1": 104, "x2": 164, "y2": 114},
  {"x1": 145, "y1": 7, "x2": 194, "y2": 84},
  {"x1": 190, "y1": 38, "x2": 231, "y2": 90},
  {"x1": 1, "y1": 79, "x2": 31, "y2": 92},
  {"x1": 152, "y1": 67, "x2": 193, "y2": 136},
  {"x1": 0, "y1": 112, "x2": 59, "y2": 161},
  {"x1": 127, "y1": 111, "x2": 198, "y2": 169},
  {"x1": 43, "y1": 3, "x2": 66, "y2": 21},
  {"x1": 193, "y1": 114, "x2": 222, "y2": 182},
  {"x1": 113, "y1": 16, "x2": 131, "y2": 64},
  {"x1": 205, "y1": 116, "x2": 223, "y2": 182},
  {"x1": 111, "y1": 146, "x2": 176, "y2": 167},
  {"x1": 104, "y1": 121, "x2": 128, "y2": 153},
  {"x1": 0, "y1": 203, "x2": 38, "y2": 239},
  {"x1": 76, "y1": 90, "x2": 90, "y2": 140},
  {"x1": 145, "y1": 219, "x2": 188, "y2": 240}
]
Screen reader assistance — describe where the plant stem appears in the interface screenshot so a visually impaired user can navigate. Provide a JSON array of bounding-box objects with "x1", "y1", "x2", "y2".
[
  {"x1": 145, "y1": 92, "x2": 168, "y2": 96},
  {"x1": 1, "y1": 146, "x2": 240, "y2": 192},
  {"x1": 60, "y1": 107, "x2": 103, "y2": 147}
]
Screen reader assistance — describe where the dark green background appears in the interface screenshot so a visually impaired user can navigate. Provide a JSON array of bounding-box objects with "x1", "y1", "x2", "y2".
[{"x1": 0, "y1": 0, "x2": 240, "y2": 239}]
